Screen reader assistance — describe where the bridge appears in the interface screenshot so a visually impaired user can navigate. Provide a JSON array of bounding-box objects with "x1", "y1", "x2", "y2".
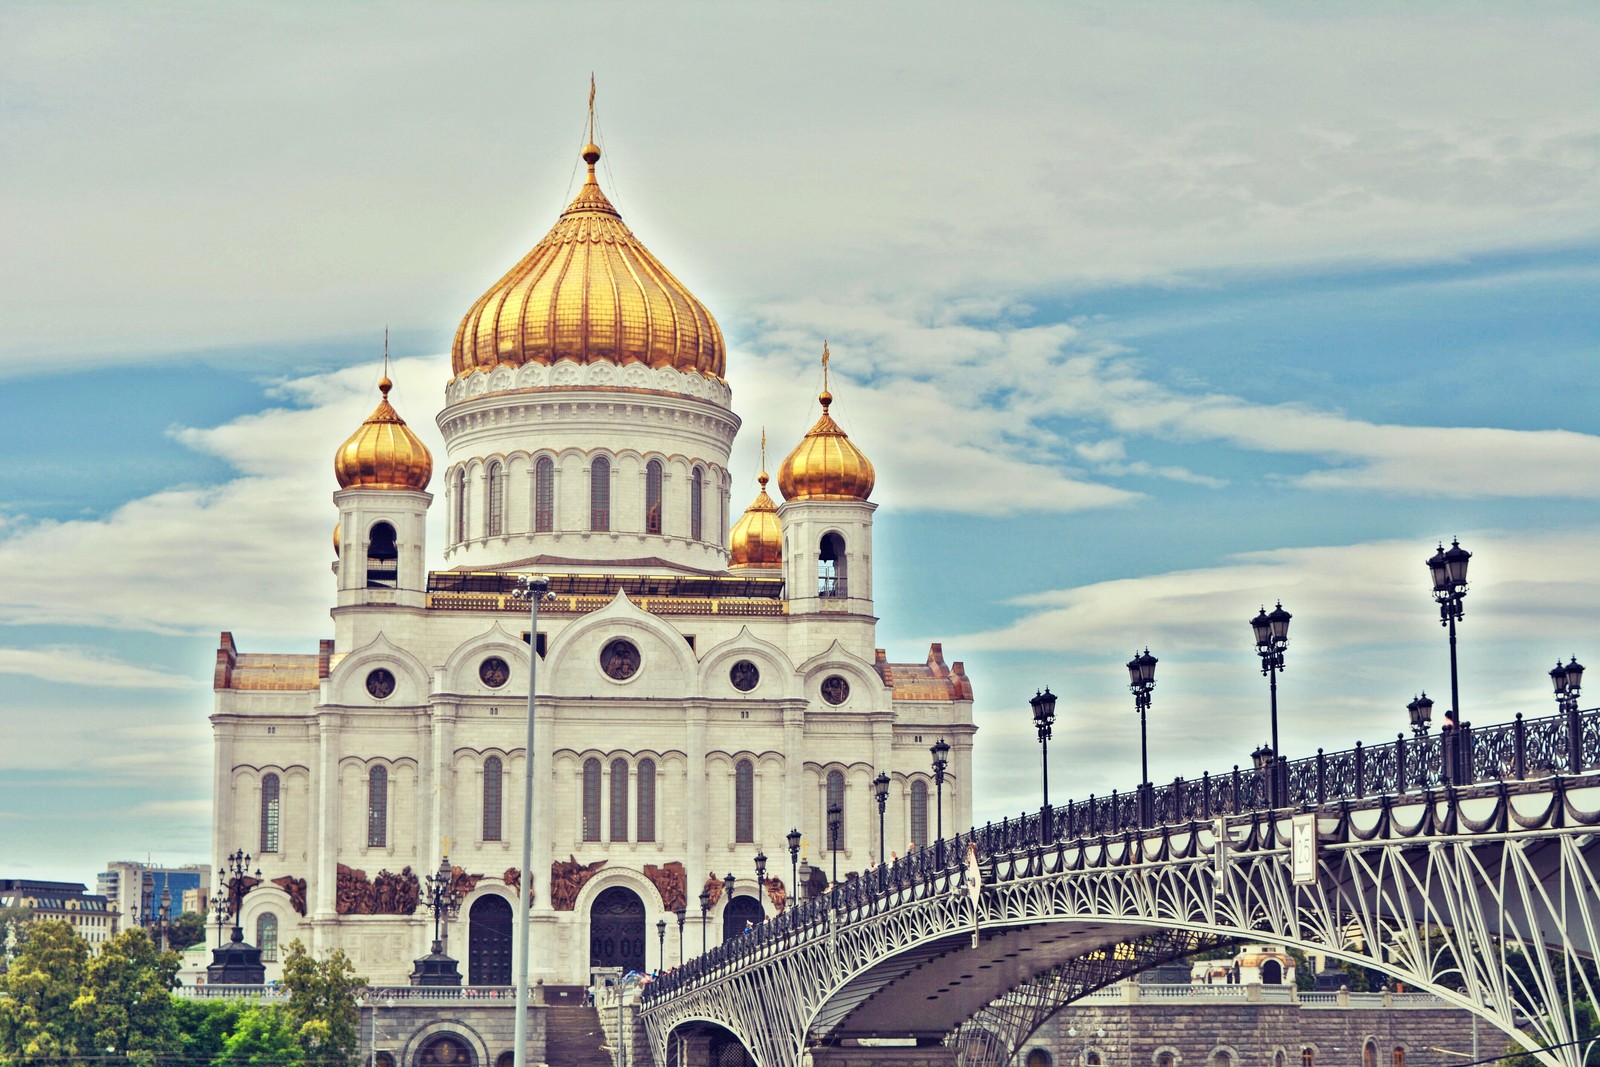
[{"x1": 641, "y1": 709, "x2": 1600, "y2": 1067}]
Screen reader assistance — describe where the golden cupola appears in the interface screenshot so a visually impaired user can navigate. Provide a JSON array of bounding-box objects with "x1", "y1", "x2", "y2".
[
  {"x1": 334, "y1": 376, "x2": 433, "y2": 491},
  {"x1": 729, "y1": 434, "x2": 783, "y2": 569},
  {"x1": 777, "y1": 347, "x2": 875, "y2": 502},
  {"x1": 451, "y1": 141, "x2": 725, "y2": 381}
]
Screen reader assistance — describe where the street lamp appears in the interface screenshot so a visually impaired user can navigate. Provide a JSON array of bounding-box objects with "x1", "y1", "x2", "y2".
[
  {"x1": 872, "y1": 772, "x2": 890, "y2": 865},
  {"x1": 826, "y1": 801, "x2": 843, "y2": 888},
  {"x1": 723, "y1": 871, "x2": 736, "y2": 935},
  {"x1": 1127, "y1": 650, "x2": 1158, "y2": 827},
  {"x1": 697, "y1": 887, "x2": 710, "y2": 955},
  {"x1": 753, "y1": 852, "x2": 767, "y2": 923},
  {"x1": 1029, "y1": 689, "x2": 1055, "y2": 842},
  {"x1": 674, "y1": 907, "x2": 685, "y2": 966},
  {"x1": 1407, "y1": 692, "x2": 1434, "y2": 742},
  {"x1": 1552, "y1": 656, "x2": 1585, "y2": 772},
  {"x1": 931, "y1": 738, "x2": 950, "y2": 865},
  {"x1": 655, "y1": 919, "x2": 666, "y2": 972},
  {"x1": 1427, "y1": 539, "x2": 1472, "y2": 728},
  {"x1": 1250, "y1": 602, "x2": 1291, "y2": 807},
  {"x1": 786, "y1": 827, "x2": 802, "y2": 901},
  {"x1": 209, "y1": 888, "x2": 228, "y2": 948},
  {"x1": 509, "y1": 572, "x2": 552, "y2": 1067}
]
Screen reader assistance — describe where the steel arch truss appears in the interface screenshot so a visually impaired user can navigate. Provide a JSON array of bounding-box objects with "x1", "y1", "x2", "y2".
[{"x1": 644, "y1": 779, "x2": 1600, "y2": 1067}]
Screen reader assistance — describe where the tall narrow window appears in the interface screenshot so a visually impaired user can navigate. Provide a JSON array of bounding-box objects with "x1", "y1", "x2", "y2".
[
  {"x1": 734, "y1": 759, "x2": 755, "y2": 843},
  {"x1": 256, "y1": 913, "x2": 279, "y2": 962},
  {"x1": 819, "y1": 533, "x2": 846, "y2": 597},
  {"x1": 636, "y1": 759, "x2": 656, "y2": 843},
  {"x1": 690, "y1": 468, "x2": 704, "y2": 541},
  {"x1": 590, "y1": 456, "x2": 611, "y2": 532},
  {"x1": 367, "y1": 765, "x2": 388, "y2": 848},
  {"x1": 909, "y1": 779, "x2": 929, "y2": 848},
  {"x1": 826, "y1": 770, "x2": 846, "y2": 845},
  {"x1": 609, "y1": 758, "x2": 629, "y2": 842},
  {"x1": 582, "y1": 758, "x2": 602, "y2": 842},
  {"x1": 1364, "y1": 1045, "x2": 1377, "y2": 1067},
  {"x1": 719, "y1": 480, "x2": 726, "y2": 544},
  {"x1": 534, "y1": 457, "x2": 554, "y2": 532},
  {"x1": 645, "y1": 459, "x2": 664, "y2": 534},
  {"x1": 260, "y1": 774, "x2": 281, "y2": 854},
  {"x1": 1392, "y1": 1051, "x2": 1404, "y2": 1067},
  {"x1": 1303, "y1": 1050, "x2": 1315, "y2": 1067},
  {"x1": 486, "y1": 461, "x2": 505, "y2": 537},
  {"x1": 453, "y1": 469, "x2": 466, "y2": 544},
  {"x1": 482, "y1": 756, "x2": 503, "y2": 842}
]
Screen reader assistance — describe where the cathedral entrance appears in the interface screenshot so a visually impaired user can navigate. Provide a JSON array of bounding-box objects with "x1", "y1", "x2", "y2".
[
  {"x1": 589, "y1": 886, "x2": 646, "y2": 972},
  {"x1": 722, "y1": 894, "x2": 764, "y2": 943},
  {"x1": 467, "y1": 896, "x2": 512, "y2": 986},
  {"x1": 415, "y1": 1033, "x2": 475, "y2": 1066}
]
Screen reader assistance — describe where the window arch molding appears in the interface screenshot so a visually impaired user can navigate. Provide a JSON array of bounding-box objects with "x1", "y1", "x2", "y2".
[
  {"x1": 644, "y1": 457, "x2": 665, "y2": 535},
  {"x1": 589, "y1": 453, "x2": 613, "y2": 532},
  {"x1": 452, "y1": 467, "x2": 467, "y2": 545},
  {"x1": 532, "y1": 453, "x2": 557, "y2": 533},
  {"x1": 485, "y1": 459, "x2": 506, "y2": 537},
  {"x1": 260, "y1": 772, "x2": 281, "y2": 854}
]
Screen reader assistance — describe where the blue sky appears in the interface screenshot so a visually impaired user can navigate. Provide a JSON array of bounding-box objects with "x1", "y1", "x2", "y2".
[{"x1": 2, "y1": 2, "x2": 1597, "y2": 887}]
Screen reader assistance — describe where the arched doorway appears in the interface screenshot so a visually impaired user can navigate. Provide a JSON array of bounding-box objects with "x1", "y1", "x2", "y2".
[
  {"x1": 468, "y1": 896, "x2": 512, "y2": 986},
  {"x1": 1261, "y1": 958, "x2": 1284, "y2": 984},
  {"x1": 416, "y1": 1033, "x2": 476, "y2": 1066},
  {"x1": 722, "y1": 894, "x2": 764, "y2": 943},
  {"x1": 589, "y1": 886, "x2": 646, "y2": 972}
]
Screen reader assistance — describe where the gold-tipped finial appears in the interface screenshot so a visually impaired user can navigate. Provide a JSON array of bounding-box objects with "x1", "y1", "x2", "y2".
[
  {"x1": 582, "y1": 74, "x2": 601, "y2": 176},
  {"x1": 379, "y1": 328, "x2": 392, "y2": 396},
  {"x1": 820, "y1": 341, "x2": 832, "y2": 410},
  {"x1": 758, "y1": 427, "x2": 769, "y2": 487}
]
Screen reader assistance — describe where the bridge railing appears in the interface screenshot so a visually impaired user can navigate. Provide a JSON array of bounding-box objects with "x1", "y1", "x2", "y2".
[{"x1": 642, "y1": 706, "x2": 1597, "y2": 1005}]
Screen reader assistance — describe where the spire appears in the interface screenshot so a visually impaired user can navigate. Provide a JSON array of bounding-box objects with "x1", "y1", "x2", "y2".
[
  {"x1": 777, "y1": 343, "x2": 874, "y2": 502},
  {"x1": 380, "y1": 328, "x2": 391, "y2": 396},
  {"x1": 759, "y1": 427, "x2": 768, "y2": 487},
  {"x1": 582, "y1": 75, "x2": 601, "y2": 183},
  {"x1": 820, "y1": 341, "x2": 832, "y2": 411}
]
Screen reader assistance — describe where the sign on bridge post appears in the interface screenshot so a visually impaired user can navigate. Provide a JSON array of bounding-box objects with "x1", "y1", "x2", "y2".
[{"x1": 1291, "y1": 813, "x2": 1318, "y2": 885}]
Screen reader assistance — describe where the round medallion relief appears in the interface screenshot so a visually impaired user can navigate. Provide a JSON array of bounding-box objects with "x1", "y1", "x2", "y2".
[
  {"x1": 820, "y1": 674, "x2": 850, "y2": 706},
  {"x1": 479, "y1": 656, "x2": 510, "y2": 689},
  {"x1": 600, "y1": 638, "x2": 641, "y2": 681},
  {"x1": 729, "y1": 660, "x2": 760, "y2": 692},
  {"x1": 365, "y1": 668, "x2": 396, "y2": 700}
]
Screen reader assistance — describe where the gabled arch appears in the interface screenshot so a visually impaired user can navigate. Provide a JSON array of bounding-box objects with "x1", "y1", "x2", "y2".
[{"x1": 326, "y1": 632, "x2": 430, "y2": 706}]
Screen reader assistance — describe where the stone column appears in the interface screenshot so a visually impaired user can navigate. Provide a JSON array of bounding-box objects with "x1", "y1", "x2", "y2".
[
  {"x1": 686, "y1": 701, "x2": 708, "y2": 947},
  {"x1": 312, "y1": 714, "x2": 341, "y2": 948}
]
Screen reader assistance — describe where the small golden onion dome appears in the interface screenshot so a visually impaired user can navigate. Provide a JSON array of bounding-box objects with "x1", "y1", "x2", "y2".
[
  {"x1": 778, "y1": 382, "x2": 875, "y2": 502},
  {"x1": 334, "y1": 377, "x2": 433, "y2": 491},
  {"x1": 451, "y1": 141, "x2": 725, "y2": 381},
  {"x1": 333, "y1": 522, "x2": 342, "y2": 556},
  {"x1": 729, "y1": 470, "x2": 783, "y2": 568}
]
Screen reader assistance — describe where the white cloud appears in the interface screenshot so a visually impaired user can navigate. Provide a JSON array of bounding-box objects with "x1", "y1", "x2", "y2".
[{"x1": 0, "y1": 646, "x2": 201, "y2": 689}]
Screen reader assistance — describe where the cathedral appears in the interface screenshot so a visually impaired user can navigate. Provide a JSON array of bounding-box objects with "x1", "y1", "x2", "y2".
[{"x1": 209, "y1": 131, "x2": 976, "y2": 988}]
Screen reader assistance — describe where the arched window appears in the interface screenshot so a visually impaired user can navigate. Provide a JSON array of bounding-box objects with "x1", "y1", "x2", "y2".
[
  {"x1": 367, "y1": 766, "x2": 388, "y2": 848},
  {"x1": 260, "y1": 774, "x2": 280, "y2": 854},
  {"x1": 719, "y1": 478, "x2": 727, "y2": 542},
  {"x1": 826, "y1": 770, "x2": 846, "y2": 846},
  {"x1": 690, "y1": 468, "x2": 704, "y2": 541},
  {"x1": 609, "y1": 758, "x2": 629, "y2": 841},
  {"x1": 367, "y1": 521, "x2": 398, "y2": 589},
  {"x1": 582, "y1": 758, "x2": 602, "y2": 842},
  {"x1": 256, "y1": 913, "x2": 278, "y2": 962},
  {"x1": 734, "y1": 759, "x2": 754, "y2": 843},
  {"x1": 534, "y1": 456, "x2": 554, "y2": 532},
  {"x1": 486, "y1": 460, "x2": 505, "y2": 537},
  {"x1": 909, "y1": 779, "x2": 929, "y2": 848},
  {"x1": 1363, "y1": 1044, "x2": 1377, "y2": 1067},
  {"x1": 1210, "y1": 1052, "x2": 1231, "y2": 1067},
  {"x1": 645, "y1": 459, "x2": 664, "y2": 534},
  {"x1": 819, "y1": 532, "x2": 846, "y2": 597},
  {"x1": 1392, "y1": 1051, "x2": 1405, "y2": 1067},
  {"x1": 453, "y1": 468, "x2": 466, "y2": 544},
  {"x1": 590, "y1": 456, "x2": 611, "y2": 531},
  {"x1": 482, "y1": 756, "x2": 503, "y2": 842},
  {"x1": 637, "y1": 759, "x2": 656, "y2": 843},
  {"x1": 1156, "y1": 1054, "x2": 1176, "y2": 1067},
  {"x1": 1026, "y1": 1051, "x2": 1054, "y2": 1067},
  {"x1": 1087, "y1": 1053, "x2": 1103, "y2": 1067},
  {"x1": 1302, "y1": 1050, "x2": 1315, "y2": 1067}
]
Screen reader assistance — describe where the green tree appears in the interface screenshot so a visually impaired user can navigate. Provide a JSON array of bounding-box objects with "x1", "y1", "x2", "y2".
[
  {"x1": 280, "y1": 940, "x2": 365, "y2": 1066},
  {"x1": 0, "y1": 919, "x2": 90, "y2": 1066},
  {"x1": 172, "y1": 998, "x2": 246, "y2": 1067},
  {"x1": 216, "y1": 1004, "x2": 305, "y2": 1067},
  {"x1": 74, "y1": 928, "x2": 180, "y2": 1065},
  {"x1": 0, "y1": 902, "x2": 33, "y2": 960},
  {"x1": 167, "y1": 910, "x2": 208, "y2": 952}
]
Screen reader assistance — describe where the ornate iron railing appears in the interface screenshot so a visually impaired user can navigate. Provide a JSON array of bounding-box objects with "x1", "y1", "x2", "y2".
[{"x1": 643, "y1": 705, "x2": 1598, "y2": 1004}]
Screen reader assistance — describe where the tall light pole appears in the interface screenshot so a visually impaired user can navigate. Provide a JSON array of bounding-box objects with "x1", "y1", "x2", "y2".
[
  {"x1": 698, "y1": 888, "x2": 711, "y2": 955},
  {"x1": 1552, "y1": 656, "x2": 1585, "y2": 772},
  {"x1": 655, "y1": 919, "x2": 666, "y2": 972},
  {"x1": 674, "y1": 907, "x2": 685, "y2": 966},
  {"x1": 722, "y1": 871, "x2": 736, "y2": 937},
  {"x1": 1407, "y1": 692, "x2": 1435, "y2": 791},
  {"x1": 753, "y1": 852, "x2": 767, "y2": 924},
  {"x1": 1029, "y1": 689, "x2": 1055, "y2": 842},
  {"x1": 208, "y1": 888, "x2": 228, "y2": 948},
  {"x1": 872, "y1": 772, "x2": 890, "y2": 865},
  {"x1": 1250, "y1": 602, "x2": 1291, "y2": 807},
  {"x1": 510, "y1": 573, "x2": 551, "y2": 1067},
  {"x1": 1127, "y1": 650, "x2": 1157, "y2": 827},
  {"x1": 786, "y1": 827, "x2": 802, "y2": 901},
  {"x1": 827, "y1": 801, "x2": 843, "y2": 888},
  {"x1": 930, "y1": 739, "x2": 950, "y2": 865},
  {"x1": 1428, "y1": 539, "x2": 1472, "y2": 727}
]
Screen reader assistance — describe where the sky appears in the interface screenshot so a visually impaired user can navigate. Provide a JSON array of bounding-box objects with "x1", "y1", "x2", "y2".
[{"x1": 1, "y1": 2, "x2": 1597, "y2": 888}]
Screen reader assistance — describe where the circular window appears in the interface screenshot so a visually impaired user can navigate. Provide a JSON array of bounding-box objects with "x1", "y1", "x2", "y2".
[
  {"x1": 365, "y1": 668, "x2": 396, "y2": 700},
  {"x1": 729, "y1": 660, "x2": 760, "y2": 692},
  {"x1": 479, "y1": 656, "x2": 510, "y2": 689},
  {"x1": 600, "y1": 638, "x2": 641, "y2": 681},
  {"x1": 820, "y1": 675, "x2": 850, "y2": 706}
]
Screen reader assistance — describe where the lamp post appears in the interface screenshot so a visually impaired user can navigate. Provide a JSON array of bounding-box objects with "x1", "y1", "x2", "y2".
[
  {"x1": 1427, "y1": 539, "x2": 1472, "y2": 729},
  {"x1": 931, "y1": 739, "x2": 950, "y2": 864},
  {"x1": 872, "y1": 772, "x2": 890, "y2": 865},
  {"x1": 209, "y1": 889, "x2": 228, "y2": 948},
  {"x1": 136, "y1": 883, "x2": 174, "y2": 952},
  {"x1": 674, "y1": 907, "x2": 685, "y2": 966},
  {"x1": 1127, "y1": 650, "x2": 1158, "y2": 827},
  {"x1": 786, "y1": 827, "x2": 802, "y2": 901},
  {"x1": 421, "y1": 854, "x2": 462, "y2": 956},
  {"x1": 1552, "y1": 656, "x2": 1585, "y2": 772},
  {"x1": 1250, "y1": 602, "x2": 1291, "y2": 807},
  {"x1": 655, "y1": 919, "x2": 666, "y2": 972},
  {"x1": 826, "y1": 801, "x2": 843, "y2": 888},
  {"x1": 698, "y1": 888, "x2": 710, "y2": 955},
  {"x1": 218, "y1": 849, "x2": 261, "y2": 941},
  {"x1": 509, "y1": 573, "x2": 552, "y2": 1067},
  {"x1": 1029, "y1": 689, "x2": 1055, "y2": 842},
  {"x1": 753, "y1": 852, "x2": 767, "y2": 923},
  {"x1": 722, "y1": 871, "x2": 736, "y2": 936},
  {"x1": 1407, "y1": 693, "x2": 1434, "y2": 742}
]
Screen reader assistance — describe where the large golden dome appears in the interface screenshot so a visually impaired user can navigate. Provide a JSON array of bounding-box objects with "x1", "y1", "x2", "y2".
[
  {"x1": 729, "y1": 442, "x2": 783, "y2": 568},
  {"x1": 334, "y1": 377, "x2": 433, "y2": 491},
  {"x1": 777, "y1": 349, "x2": 875, "y2": 502},
  {"x1": 451, "y1": 142, "x2": 725, "y2": 382}
]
